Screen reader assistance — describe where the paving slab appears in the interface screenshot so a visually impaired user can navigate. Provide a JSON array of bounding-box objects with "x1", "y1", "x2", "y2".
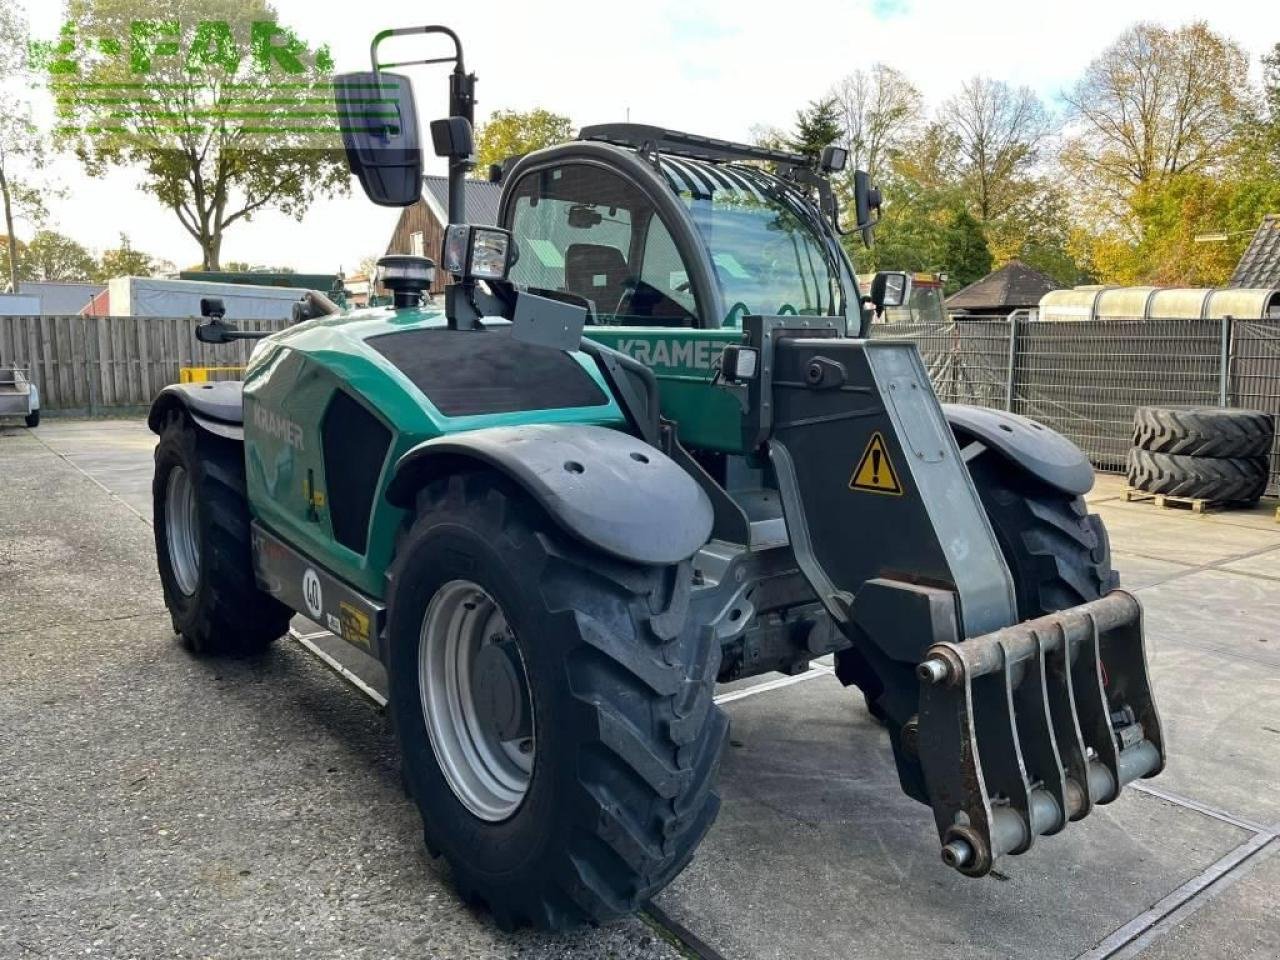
[
  {"x1": 652, "y1": 672, "x2": 1252, "y2": 960},
  {"x1": 1092, "y1": 502, "x2": 1280, "y2": 568},
  {"x1": 1141, "y1": 640, "x2": 1280, "y2": 827},
  {"x1": 1132, "y1": 843, "x2": 1280, "y2": 960},
  {"x1": 1113, "y1": 551, "x2": 1194, "y2": 590},
  {"x1": 1219, "y1": 547, "x2": 1280, "y2": 582},
  {"x1": 1141, "y1": 569, "x2": 1280, "y2": 668}
]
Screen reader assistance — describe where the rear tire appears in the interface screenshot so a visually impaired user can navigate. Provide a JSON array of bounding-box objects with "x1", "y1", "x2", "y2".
[
  {"x1": 24, "y1": 409, "x2": 39, "y2": 428},
  {"x1": 386, "y1": 472, "x2": 727, "y2": 930},
  {"x1": 152, "y1": 411, "x2": 291, "y2": 654},
  {"x1": 1127, "y1": 448, "x2": 1269, "y2": 503},
  {"x1": 1133, "y1": 406, "x2": 1274, "y2": 459}
]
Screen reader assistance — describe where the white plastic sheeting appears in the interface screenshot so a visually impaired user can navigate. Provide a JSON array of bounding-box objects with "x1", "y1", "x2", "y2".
[{"x1": 106, "y1": 277, "x2": 311, "y2": 319}]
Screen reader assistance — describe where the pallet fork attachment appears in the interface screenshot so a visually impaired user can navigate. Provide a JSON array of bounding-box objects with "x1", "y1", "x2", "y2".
[{"x1": 916, "y1": 590, "x2": 1165, "y2": 876}]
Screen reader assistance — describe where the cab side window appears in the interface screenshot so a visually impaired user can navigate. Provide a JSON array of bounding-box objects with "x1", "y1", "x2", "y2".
[{"x1": 507, "y1": 164, "x2": 699, "y2": 326}]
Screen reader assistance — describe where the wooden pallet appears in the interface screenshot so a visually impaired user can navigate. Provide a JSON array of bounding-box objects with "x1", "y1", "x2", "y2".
[{"x1": 1124, "y1": 487, "x2": 1234, "y2": 515}]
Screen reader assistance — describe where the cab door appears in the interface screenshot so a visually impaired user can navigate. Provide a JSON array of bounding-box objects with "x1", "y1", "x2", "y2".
[{"x1": 503, "y1": 158, "x2": 748, "y2": 453}]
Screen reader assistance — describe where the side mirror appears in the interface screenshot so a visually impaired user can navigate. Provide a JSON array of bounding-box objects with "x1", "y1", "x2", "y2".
[
  {"x1": 869, "y1": 271, "x2": 911, "y2": 313},
  {"x1": 853, "y1": 170, "x2": 883, "y2": 248},
  {"x1": 334, "y1": 71, "x2": 423, "y2": 207}
]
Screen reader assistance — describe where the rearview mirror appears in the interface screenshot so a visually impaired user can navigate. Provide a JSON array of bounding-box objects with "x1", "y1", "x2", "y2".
[
  {"x1": 334, "y1": 71, "x2": 423, "y2": 207},
  {"x1": 853, "y1": 170, "x2": 883, "y2": 248},
  {"x1": 870, "y1": 271, "x2": 911, "y2": 312}
]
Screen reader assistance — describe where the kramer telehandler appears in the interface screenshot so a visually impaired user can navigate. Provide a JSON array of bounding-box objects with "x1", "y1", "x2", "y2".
[{"x1": 149, "y1": 25, "x2": 1164, "y2": 930}]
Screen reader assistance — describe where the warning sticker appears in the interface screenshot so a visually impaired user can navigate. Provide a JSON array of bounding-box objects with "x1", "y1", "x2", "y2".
[
  {"x1": 339, "y1": 601, "x2": 372, "y2": 650},
  {"x1": 849, "y1": 432, "x2": 904, "y2": 495}
]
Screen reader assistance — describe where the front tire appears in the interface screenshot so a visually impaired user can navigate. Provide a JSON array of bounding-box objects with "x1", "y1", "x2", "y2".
[
  {"x1": 386, "y1": 473, "x2": 727, "y2": 930},
  {"x1": 152, "y1": 411, "x2": 291, "y2": 654},
  {"x1": 24, "y1": 409, "x2": 39, "y2": 428},
  {"x1": 965, "y1": 451, "x2": 1117, "y2": 619}
]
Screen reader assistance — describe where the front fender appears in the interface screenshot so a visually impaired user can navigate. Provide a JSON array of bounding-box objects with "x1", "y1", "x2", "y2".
[
  {"x1": 147, "y1": 382, "x2": 244, "y2": 442},
  {"x1": 943, "y1": 404, "x2": 1093, "y2": 496},
  {"x1": 387, "y1": 424, "x2": 714, "y2": 567}
]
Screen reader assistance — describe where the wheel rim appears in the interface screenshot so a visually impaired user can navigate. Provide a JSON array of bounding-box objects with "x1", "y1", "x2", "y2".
[
  {"x1": 419, "y1": 580, "x2": 535, "y2": 821},
  {"x1": 165, "y1": 465, "x2": 201, "y2": 596}
]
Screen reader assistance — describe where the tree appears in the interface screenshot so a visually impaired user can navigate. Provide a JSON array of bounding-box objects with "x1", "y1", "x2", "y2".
[
  {"x1": 25, "y1": 230, "x2": 98, "y2": 281},
  {"x1": 355, "y1": 254, "x2": 380, "y2": 279},
  {"x1": 830, "y1": 65, "x2": 922, "y2": 186},
  {"x1": 1062, "y1": 23, "x2": 1250, "y2": 213},
  {"x1": 939, "y1": 77, "x2": 1050, "y2": 224},
  {"x1": 474, "y1": 109, "x2": 574, "y2": 173},
  {"x1": 46, "y1": 0, "x2": 348, "y2": 270},
  {"x1": 938, "y1": 209, "x2": 993, "y2": 291},
  {"x1": 95, "y1": 234, "x2": 157, "y2": 279},
  {"x1": 0, "y1": 236, "x2": 32, "y2": 283},
  {"x1": 0, "y1": 3, "x2": 54, "y2": 291},
  {"x1": 789, "y1": 97, "x2": 842, "y2": 159}
]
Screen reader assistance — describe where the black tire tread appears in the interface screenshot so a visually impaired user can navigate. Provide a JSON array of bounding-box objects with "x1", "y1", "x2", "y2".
[
  {"x1": 968, "y1": 454, "x2": 1117, "y2": 621},
  {"x1": 390, "y1": 473, "x2": 727, "y2": 930},
  {"x1": 1126, "y1": 448, "x2": 1269, "y2": 503},
  {"x1": 1132, "y1": 406, "x2": 1275, "y2": 458},
  {"x1": 153, "y1": 412, "x2": 291, "y2": 654}
]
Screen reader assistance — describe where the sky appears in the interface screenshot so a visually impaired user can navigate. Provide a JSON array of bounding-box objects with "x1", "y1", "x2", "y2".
[{"x1": 11, "y1": 0, "x2": 1279, "y2": 276}]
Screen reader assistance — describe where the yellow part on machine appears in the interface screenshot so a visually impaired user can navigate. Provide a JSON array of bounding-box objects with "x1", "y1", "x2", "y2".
[{"x1": 179, "y1": 366, "x2": 246, "y2": 384}]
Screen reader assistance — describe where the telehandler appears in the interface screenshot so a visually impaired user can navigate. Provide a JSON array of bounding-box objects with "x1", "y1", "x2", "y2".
[{"x1": 149, "y1": 25, "x2": 1164, "y2": 930}]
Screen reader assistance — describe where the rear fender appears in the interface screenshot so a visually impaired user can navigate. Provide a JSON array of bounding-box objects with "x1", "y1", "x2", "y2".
[
  {"x1": 943, "y1": 404, "x2": 1093, "y2": 497},
  {"x1": 148, "y1": 382, "x2": 244, "y2": 442},
  {"x1": 387, "y1": 424, "x2": 713, "y2": 567}
]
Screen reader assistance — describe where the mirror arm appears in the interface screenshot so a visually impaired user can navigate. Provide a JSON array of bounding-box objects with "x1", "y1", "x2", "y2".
[
  {"x1": 195, "y1": 318, "x2": 269, "y2": 344},
  {"x1": 371, "y1": 26, "x2": 464, "y2": 74}
]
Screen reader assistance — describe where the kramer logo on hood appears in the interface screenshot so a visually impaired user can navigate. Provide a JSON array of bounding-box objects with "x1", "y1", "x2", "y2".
[{"x1": 253, "y1": 403, "x2": 304, "y2": 451}]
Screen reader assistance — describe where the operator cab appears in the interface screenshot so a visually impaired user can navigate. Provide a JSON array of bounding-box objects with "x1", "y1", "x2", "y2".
[{"x1": 499, "y1": 130, "x2": 865, "y2": 332}]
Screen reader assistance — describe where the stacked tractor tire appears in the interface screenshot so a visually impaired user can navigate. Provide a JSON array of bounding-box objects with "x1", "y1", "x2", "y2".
[{"x1": 1127, "y1": 406, "x2": 1276, "y2": 504}]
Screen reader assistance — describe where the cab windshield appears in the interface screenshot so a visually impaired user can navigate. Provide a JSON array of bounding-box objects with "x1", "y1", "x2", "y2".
[{"x1": 673, "y1": 181, "x2": 841, "y2": 326}]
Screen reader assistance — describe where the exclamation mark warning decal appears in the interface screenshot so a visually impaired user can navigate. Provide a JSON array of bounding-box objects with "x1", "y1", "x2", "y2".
[{"x1": 849, "y1": 432, "x2": 904, "y2": 495}]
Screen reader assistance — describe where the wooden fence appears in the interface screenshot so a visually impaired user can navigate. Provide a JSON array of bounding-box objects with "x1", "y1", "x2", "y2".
[{"x1": 0, "y1": 315, "x2": 289, "y2": 413}]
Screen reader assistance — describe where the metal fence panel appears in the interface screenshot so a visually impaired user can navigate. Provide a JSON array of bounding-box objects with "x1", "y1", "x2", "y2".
[
  {"x1": 874, "y1": 317, "x2": 1280, "y2": 496},
  {"x1": 1231, "y1": 321, "x2": 1280, "y2": 495},
  {"x1": 1013, "y1": 319, "x2": 1223, "y2": 472}
]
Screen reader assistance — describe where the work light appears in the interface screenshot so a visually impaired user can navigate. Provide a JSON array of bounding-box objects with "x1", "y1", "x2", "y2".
[{"x1": 442, "y1": 224, "x2": 516, "y2": 281}]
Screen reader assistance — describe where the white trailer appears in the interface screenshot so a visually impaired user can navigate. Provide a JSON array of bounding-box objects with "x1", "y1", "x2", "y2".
[{"x1": 106, "y1": 277, "x2": 312, "y2": 320}]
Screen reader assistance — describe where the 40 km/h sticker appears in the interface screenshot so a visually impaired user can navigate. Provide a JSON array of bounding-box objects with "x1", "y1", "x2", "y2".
[
  {"x1": 302, "y1": 568, "x2": 324, "y2": 620},
  {"x1": 849, "y1": 432, "x2": 904, "y2": 496}
]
